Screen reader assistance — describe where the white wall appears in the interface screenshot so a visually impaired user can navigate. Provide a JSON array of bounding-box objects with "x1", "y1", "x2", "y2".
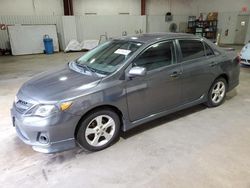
[
  {"x1": 75, "y1": 15, "x2": 146, "y2": 41},
  {"x1": 0, "y1": 15, "x2": 146, "y2": 50},
  {"x1": 0, "y1": 0, "x2": 141, "y2": 16},
  {"x1": 147, "y1": 15, "x2": 188, "y2": 32},
  {"x1": 1, "y1": 0, "x2": 250, "y2": 47},
  {"x1": 146, "y1": 0, "x2": 198, "y2": 35},
  {"x1": 196, "y1": 0, "x2": 250, "y2": 44},
  {"x1": 74, "y1": 0, "x2": 141, "y2": 15},
  {"x1": 1, "y1": 0, "x2": 249, "y2": 16},
  {"x1": 216, "y1": 12, "x2": 238, "y2": 44},
  {"x1": 146, "y1": 0, "x2": 198, "y2": 16},
  {"x1": 197, "y1": 0, "x2": 250, "y2": 13},
  {"x1": 74, "y1": 0, "x2": 250, "y2": 16},
  {"x1": 62, "y1": 16, "x2": 77, "y2": 48},
  {"x1": 74, "y1": 0, "x2": 199, "y2": 16},
  {"x1": 245, "y1": 17, "x2": 250, "y2": 43},
  {"x1": 0, "y1": 0, "x2": 63, "y2": 15},
  {"x1": 0, "y1": 16, "x2": 64, "y2": 49}
]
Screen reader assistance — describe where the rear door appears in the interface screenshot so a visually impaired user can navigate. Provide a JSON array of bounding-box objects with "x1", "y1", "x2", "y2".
[
  {"x1": 177, "y1": 39, "x2": 217, "y2": 103},
  {"x1": 126, "y1": 40, "x2": 182, "y2": 121}
]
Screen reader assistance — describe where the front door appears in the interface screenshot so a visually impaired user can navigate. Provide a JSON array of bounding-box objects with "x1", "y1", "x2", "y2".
[
  {"x1": 234, "y1": 15, "x2": 250, "y2": 44},
  {"x1": 126, "y1": 41, "x2": 182, "y2": 122}
]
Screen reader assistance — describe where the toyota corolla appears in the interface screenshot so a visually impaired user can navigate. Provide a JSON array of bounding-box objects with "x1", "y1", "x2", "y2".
[{"x1": 11, "y1": 33, "x2": 240, "y2": 153}]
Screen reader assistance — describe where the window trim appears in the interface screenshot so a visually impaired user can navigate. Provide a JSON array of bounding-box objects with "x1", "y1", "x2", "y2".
[
  {"x1": 177, "y1": 38, "x2": 207, "y2": 63},
  {"x1": 203, "y1": 41, "x2": 215, "y2": 57},
  {"x1": 202, "y1": 39, "x2": 221, "y2": 56},
  {"x1": 130, "y1": 40, "x2": 177, "y2": 73}
]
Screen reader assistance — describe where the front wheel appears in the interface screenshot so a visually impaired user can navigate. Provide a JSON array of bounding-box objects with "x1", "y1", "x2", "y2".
[
  {"x1": 76, "y1": 109, "x2": 120, "y2": 151},
  {"x1": 206, "y1": 78, "x2": 227, "y2": 107}
]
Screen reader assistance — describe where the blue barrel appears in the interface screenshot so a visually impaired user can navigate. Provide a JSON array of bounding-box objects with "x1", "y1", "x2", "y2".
[{"x1": 43, "y1": 35, "x2": 54, "y2": 54}]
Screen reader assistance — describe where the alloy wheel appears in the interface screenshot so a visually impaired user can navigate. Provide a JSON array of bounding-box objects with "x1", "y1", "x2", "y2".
[
  {"x1": 211, "y1": 81, "x2": 226, "y2": 104},
  {"x1": 85, "y1": 115, "x2": 116, "y2": 147}
]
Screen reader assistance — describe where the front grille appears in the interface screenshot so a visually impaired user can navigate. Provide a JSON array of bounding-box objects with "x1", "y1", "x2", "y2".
[{"x1": 14, "y1": 98, "x2": 33, "y2": 114}]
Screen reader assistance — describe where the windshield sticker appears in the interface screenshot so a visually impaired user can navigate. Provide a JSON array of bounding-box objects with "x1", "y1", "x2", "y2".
[{"x1": 114, "y1": 49, "x2": 131, "y2": 56}]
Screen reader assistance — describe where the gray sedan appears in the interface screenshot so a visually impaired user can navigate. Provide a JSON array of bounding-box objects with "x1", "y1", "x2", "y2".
[{"x1": 11, "y1": 33, "x2": 240, "y2": 153}]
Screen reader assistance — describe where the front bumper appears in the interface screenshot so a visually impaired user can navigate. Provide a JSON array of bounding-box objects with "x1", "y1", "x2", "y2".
[
  {"x1": 11, "y1": 106, "x2": 81, "y2": 153},
  {"x1": 241, "y1": 59, "x2": 250, "y2": 65}
]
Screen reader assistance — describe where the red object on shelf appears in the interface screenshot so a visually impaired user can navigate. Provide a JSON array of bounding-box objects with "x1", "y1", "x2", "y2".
[{"x1": 242, "y1": 6, "x2": 248, "y2": 12}]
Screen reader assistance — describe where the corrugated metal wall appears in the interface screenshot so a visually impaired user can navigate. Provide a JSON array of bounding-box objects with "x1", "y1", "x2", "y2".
[
  {"x1": 0, "y1": 15, "x2": 147, "y2": 51},
  {"x1": 0, "y1": 15, "x2": 64, "y2": 50},
  {"x1": 75, "y1": 16, "x2": 85, "y2": 42},
  {"x1": 62, "y1": 16, "x2": 77, "y2": 48},
  {"x1": 75, "y1": 15, "x2": 146, "y2": 42},
  {"x1": 147, "y1": 15, "x2": 189, "y2": 33}
]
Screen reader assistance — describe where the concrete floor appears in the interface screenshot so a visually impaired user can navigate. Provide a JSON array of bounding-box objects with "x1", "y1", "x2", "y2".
[{"x1": 1, "y1": 52, "x2": 250, "y2": 188}]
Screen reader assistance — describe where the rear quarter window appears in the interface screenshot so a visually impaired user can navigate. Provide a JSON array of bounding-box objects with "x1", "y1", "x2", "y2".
[
  {"x1": 204, "y1": 43, "x2": 215, "y2": 56},
  {"x1": 179, "y1": 40, "x2": 205, "y2": 61}
]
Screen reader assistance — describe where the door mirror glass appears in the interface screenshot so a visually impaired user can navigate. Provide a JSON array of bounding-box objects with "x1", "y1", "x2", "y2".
[{"x1": 128, "y1": 66, "x2": 146, "y2": 77}]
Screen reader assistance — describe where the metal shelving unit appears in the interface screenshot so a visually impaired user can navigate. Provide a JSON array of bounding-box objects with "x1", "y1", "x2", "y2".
[{"x1": 187, "y1": 20, "x2": 218, "y2": 41}]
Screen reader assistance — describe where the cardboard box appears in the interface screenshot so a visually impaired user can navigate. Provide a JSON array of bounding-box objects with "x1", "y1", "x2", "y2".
[{"x1": 207, "y1": 12, "x2": 218, "y2": 21}]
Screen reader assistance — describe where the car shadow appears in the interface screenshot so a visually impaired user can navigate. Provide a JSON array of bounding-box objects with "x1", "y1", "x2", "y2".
[
  {"x1": 120, "y1": 104, "x2": 207, "y2": 139},
  {"x1": 41, "y1": 105, "x2": 207, "y2": 162},
  {"x1": 240, "y1": 64, "x2": 250, "y2": 68},
  {"x1": 43, "y1": 104, "x2": 208, "y2": 164},
  {"x1": 240, "y1": 64, "x2": 250, "y2": 73},
  {"x1": 226, "y1": 88, "x2": 237, "y2": 100},
  {"x1": 121, "y1": 88, "x2": 238, "y2": 139}
]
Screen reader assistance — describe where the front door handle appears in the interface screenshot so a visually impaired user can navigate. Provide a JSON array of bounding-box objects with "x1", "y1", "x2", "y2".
[
  {"x1": 209, "y1": 62, "x2": 218, "y2": 67},
  {"x1": 170, "y1": 71, "x2": 181, "y2": 78}
]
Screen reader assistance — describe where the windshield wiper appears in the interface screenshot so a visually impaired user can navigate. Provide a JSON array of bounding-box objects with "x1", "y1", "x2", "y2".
[{"x1": 75, "y1": 62, "x2": 98, "y2": 78}]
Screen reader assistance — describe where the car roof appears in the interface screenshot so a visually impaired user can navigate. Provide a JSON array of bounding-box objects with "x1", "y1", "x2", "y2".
[{"x1": 116, "y1": 32, "x2": 199, "y2": 44}]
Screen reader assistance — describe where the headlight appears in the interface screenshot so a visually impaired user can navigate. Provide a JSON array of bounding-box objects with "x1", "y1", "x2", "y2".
[
  {"x1": 14, "y1": 96, "x2": 18, "y2": 103},
  {"x1": 33, "y1": 105, "x2": 58, "y2": 117},
  {"x1": 25, "y1": 101, "x2": 73, "y2": 117}
]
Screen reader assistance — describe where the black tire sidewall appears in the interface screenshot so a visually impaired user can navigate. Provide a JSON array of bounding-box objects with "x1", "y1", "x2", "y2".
[
  {"x1": 207, "y1": 78, "x2": 227, "y2": 107},
  {"x1": 76, "y1": 109, "x2": 120, "y2": 151}
]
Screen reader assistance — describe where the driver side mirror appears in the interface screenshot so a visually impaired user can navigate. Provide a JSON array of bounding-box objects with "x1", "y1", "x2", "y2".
[{"x1": 128, "y1": 66, "x2": 146, "y2": 77}]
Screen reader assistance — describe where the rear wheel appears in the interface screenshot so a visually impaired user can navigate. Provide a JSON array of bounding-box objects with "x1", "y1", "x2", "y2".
[
  {"x1": 206, "y1": 78, "x2": 227, "y2": 107},
  {"x1": 76, "y1": 109, "x2": 120, "y2": 151}
]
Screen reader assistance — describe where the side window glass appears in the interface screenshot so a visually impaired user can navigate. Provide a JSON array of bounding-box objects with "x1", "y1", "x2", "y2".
[
  {"x1": 204, "y1": 43, "x2": 215, "y2": 56},
  {"x1": 133, "y1": 41, "x2": 174, "y2": 71},
  {"x1": 213, "y1": 49, "x2": 220, "y2": 56},
  {"x1": 179, "y1": 40, "x2": 205, "y2": 61}
]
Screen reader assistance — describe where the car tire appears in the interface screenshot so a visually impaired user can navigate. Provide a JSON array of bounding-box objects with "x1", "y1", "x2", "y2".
[
  {"x1": 76, "y1": 109, "x2": 120, "y2": 151},
  {"x1": 206, "y1": 77, "x2": 227, "y2": 107}
]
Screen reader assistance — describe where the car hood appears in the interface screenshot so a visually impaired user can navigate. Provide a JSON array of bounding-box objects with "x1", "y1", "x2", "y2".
[
  {"x1": 18, "y1": 67, "x2": 102, "y2": 103},
  {"x1": 241, "y1": 43, "x2": 250, "y2": 59}
]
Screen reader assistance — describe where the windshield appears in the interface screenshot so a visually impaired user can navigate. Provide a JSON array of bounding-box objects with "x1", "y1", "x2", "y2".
[{"x1": 75, "y1": 40, "x2": 143, "y2": 75}]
